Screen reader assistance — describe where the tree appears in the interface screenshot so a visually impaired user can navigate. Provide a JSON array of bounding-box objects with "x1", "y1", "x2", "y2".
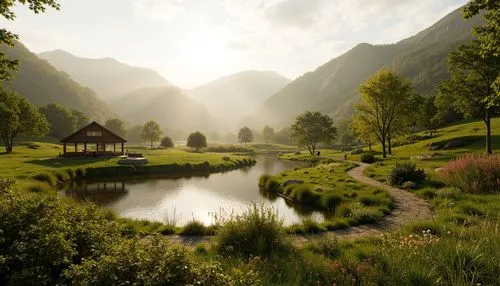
[
  {"x1": 350, "y1": 113, "x2": 377, "y2": 151},
  {"x1": 412, "y1": 94, "x2": 439, "y2": 136},
  {"x1": 336, "y1": 119, "x2": 356, "y2": 148},
  {"x1": 186, "y1": 131, "x2": 207, "y2": 151},
  {"x1": 104, "y1": 118, "x2": 126, "y2": 138},
  {"x1": 71, "y1": 109, "x2": 89, "y2": 129},
  {"x1": 0, "y1": 1, "x2": 59, "y2": 81},
  {"x1": 0, "y1": 88, "x2": 49, "y2": 152},
  {"x1": 290, "y1": 111, "x2": 337, "y2": 155},
  {"x1": 262, "y1": 125, "x2": 274, "y2": 145},
  {"x1": 353, "y1": 70, "x2": 413, "y2": 158},
  {"x1": 238, "y1": 127, "x2": 253, "y2": 146},
  {"x1": 464, "y1": 0, "x2": 500, "y2": 102},
  {"x1": 141, "y1": 121, "x2": 162, "y2": 149},
  {"x1": 439, "y1": 40, "x2": 500, "y2": 154},
  {"x1": 39, "y1": 104, "x2": 76, "y2": 139},
  {"x1": 160, "y1": 136, "x2": 174, "y2": 148},
  {"x1": 127, "y1": 125, "x2": 143, "y2": 143}
]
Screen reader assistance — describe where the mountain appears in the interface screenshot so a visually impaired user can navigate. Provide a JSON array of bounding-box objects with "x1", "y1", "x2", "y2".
[
  {"x1": 243, "y1": 6, "x2": 483, "y2": 128},
  {"x1": 38, "y1": 50, "x2": 170, "y2": 102},
  {"x1": 111, "y1": 86, "x2": 221, "y2": 132},
  {"x1": 189, "y1": 71, "x2": 290, "y2": 126},
  {"x1": 1, "y1": 42, "x2": 112, "y2": 121}
]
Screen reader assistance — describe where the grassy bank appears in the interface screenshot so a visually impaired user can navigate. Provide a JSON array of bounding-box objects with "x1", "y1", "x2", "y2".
[{"x1": 259, "y1": 161, "x2": 393, "y2": 233}]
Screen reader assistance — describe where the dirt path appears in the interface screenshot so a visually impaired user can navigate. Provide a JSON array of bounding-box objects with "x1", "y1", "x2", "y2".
[
  {"x1": 292, "y1": 162, "x2": 434, "y2": 243},
  {"x1": 168, "y1": 162, "x2": 434, "y2": 246}
]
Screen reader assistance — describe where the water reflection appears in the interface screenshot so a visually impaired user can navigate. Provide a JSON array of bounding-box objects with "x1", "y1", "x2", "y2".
[{"x1": 62, "y1": 155, "x2": 326, "y2": 226}]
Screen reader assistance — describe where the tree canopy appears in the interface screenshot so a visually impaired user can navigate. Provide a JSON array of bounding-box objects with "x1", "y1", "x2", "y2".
[
  {"x1": 104, "y1": 118, "x2": 126, "y2": 138},
  {"x1": 141, "y1": 121, "x2": 162, "y2": 149},
  {"x1": 160, "y1": 136, "x2": 174, "y2": 148},
  {"x1": 39, "y1": 104, "x2": 76, "y2": 139},
  {"x1": 238, "y1": 127, "x2": 254, "y2": 145},
  {"x1": 0, "y1": 0, "x2": 59, "y2": 80},
  {"x1": 262, "y1": 125, "x2": 274, "y2": 145},
  {"x1": 290, "y1": 111, "x2": 337, "y2": 155},
  {"x1": 186, "y1": 131, "x2": 207, "y2": 151},
  {"x1": 353, "y1": 69, "x2": 413, "y2": 158},
  {"x1": 0, "y1": 88, "x2": 48, "y2": 152}
]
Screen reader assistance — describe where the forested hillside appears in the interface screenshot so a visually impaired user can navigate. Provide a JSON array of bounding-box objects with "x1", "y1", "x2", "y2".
[
  {"x1": 243, "y1": 6, "x2": 483, "y2": 128},
  {"x1": 1, "y1": 42, "x2": 112, "y2": 121}
]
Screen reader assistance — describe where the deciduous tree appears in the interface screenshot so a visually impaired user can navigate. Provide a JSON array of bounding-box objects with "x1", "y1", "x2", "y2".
[
  {"x1": 412, "y1": 94, "x2": 440, "y2": 136},
  {"x1": 39, "y1": 104, "x2": 76, "y2": 139},
  {"x1": 71, "y1": 109, "x2": 89, "y2": 129},
  {"x1": 290, "y1": 111, "x2": 337, "y2": 155},
  {"x1": 160, "y1": 136, "x2": 174, "y2": 148},
  {"x1": 353, "y1": 70, "x2": 413, "y2": 158},
  {"x1": 238, "y1": 127, "x2": 253, "y2": 146},
  {"x1": 104, "y1": 118, "x2": 126, "y2": 138},
  {"x1": 141, "y1": 121, "x2": 162, "y2": 149},
  {"x1": 439, "y1": 40, "x2": 500, "y2": 154},
  {"x1": 0, "y1": 88, "x2": 49, "y2": 152},
  {"x1": 262, "y1": 125, "x2": 274, "y2": 145},
  {"x1": 0, "y1": 0, "x2": 59, "y2": 80},
  {"x1": 186, "y1": 131, "x2": 207, "y2": 151}
]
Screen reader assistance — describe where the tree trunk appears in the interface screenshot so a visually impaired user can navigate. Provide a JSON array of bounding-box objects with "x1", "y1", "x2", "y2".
[
  {"x1": 486, "y1": 109, "x2": 492, "y2": 155},
  {"x1": 368, "y1": 142, "x2": 372, "y2": 151},
  {"x1": 381, "y1": 139, "x2": 387, "y2": 158},
  {"x1": 151, "y1": 139, "x2": 153, "y2": 149},
  {"x1": 6, "y1": 145, "x2": 12, "y2": 153},
  {"x1": 388, "y1": 136, "x2": 392, "y2": 155}
]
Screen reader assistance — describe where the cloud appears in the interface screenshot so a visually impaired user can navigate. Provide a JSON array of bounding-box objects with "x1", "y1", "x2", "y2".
[
  {"x1": 265, "y1": 0, "x2": 324, "y2": 29},
  {"x1": 131, "y1": 0, "x2": 185, "y2": 22}
]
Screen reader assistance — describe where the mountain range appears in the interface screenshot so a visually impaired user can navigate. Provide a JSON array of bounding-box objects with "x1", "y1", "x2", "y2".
[
  {"x1": 38, "y1": 50, "x2": 170, "y2": 102},
  {"x1": 188, "y1": 71, "x2": 290, "y2": 126},
  {"x1": 242, "y1": 6, "x2": 483, "y2": 128}
]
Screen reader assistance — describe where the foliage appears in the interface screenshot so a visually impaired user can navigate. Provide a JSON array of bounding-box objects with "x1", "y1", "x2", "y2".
[
  {"x1": 160, "y1": 136, "x2": 174, "y2": 148},
  {"x1": 439, "y1": 40, "x2": 500, "y2": 154},
  {"x1": 104, "y1": 118, "x2": 126, "y2": 138},
  {"x1": 353, "y1": 69, "x2": 414, "y2": 158},
  {"x1": 0, "y1": 88, "x2": 48, "y2": 152},
  {"x1": 179, "y1": 220, "x2": 210, "y2": 236},
  {"x1": 262, "y1": 125, "x2": 274, "y2": 144},
  {"x1": 336, "y1": 118, "x2": 356, "y2": 147},
  {"x1": 71, "y1": 109, "x2": 90, "y2": 129},
  {"x1": 0, "y1": 0, "x2": 59, "y2": 80},
  {"x1": 464, "y1": 0, "x2": 500, "y2": 59},
  {"x1": 39, "y1": 103, "x2": 76, "y2": 139},
  {"x1": 360, "y1": 153, "x2": 376, "y2": 164},
  {"x1": 187, "y1": 131, "x2": 207, "y2": 151},
  {"x1": 214, "y1": 203, "x2": 286, "y2": 258},
  {"x1": 290, "y1": 111, "x2": 337, "y2": 155},
  {"x1": 412, "y1": 93, "x2": 440, "y2": 136},
  {"x1": 141, "y1": 120, "x2": 162, "y2": 149},
  {"x1": 441, "y1": 154, "x2": 500, "y2": 193},
  {"x1": 238, "y1": 126, "x2": 253, "y2": 145},
  {"x1": 0, "y1": 191, "x2": 120, "y2": 285},
  {"x1": 387, "y1": 161, "x2": 426, "y2": 186}
]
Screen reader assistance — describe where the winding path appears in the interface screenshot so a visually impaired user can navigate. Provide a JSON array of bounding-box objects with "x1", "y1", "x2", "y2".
[
  {"x1": 169, "y1": 161, "x2": 434, "y2": 246},
  {"x1": 292, "y1": 162, "x2": 434, "y2": 243}
]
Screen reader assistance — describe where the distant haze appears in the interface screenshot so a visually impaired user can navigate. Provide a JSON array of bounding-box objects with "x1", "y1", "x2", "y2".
[{"x1": 1, "y1": 0, "x2": 467, "y2": 88}]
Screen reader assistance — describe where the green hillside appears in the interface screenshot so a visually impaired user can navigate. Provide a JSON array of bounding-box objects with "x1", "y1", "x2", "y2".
[
  {"x1": 38, "y1": 50, "x2": 170, "y2": 102},
  {"x1": 244, "y1": 6, "x2": 483, "y2": 127},
  {"x1": 1, "y1": 42, "x2": 112, "y2": 121}
]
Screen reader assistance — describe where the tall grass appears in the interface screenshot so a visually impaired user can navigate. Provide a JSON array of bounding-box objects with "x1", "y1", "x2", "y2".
[{"x1": 441, "y1": 154, "x2": 500, "y2": 193}]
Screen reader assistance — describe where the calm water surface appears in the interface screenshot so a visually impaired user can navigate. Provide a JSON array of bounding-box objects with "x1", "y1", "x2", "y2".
[{"x1": 63, "y1": 155, "x2": 326, "y2": 226}]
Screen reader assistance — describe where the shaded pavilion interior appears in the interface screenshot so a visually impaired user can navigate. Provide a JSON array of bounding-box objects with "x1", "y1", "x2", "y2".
[{"x1": 59, "y1": 121, "x2": 127, "y2": 158}]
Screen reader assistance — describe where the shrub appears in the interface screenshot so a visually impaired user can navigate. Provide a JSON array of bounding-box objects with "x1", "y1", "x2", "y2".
[
  {"x1": 360, "y1": 153, "x2": 376, "y2": 164},
  {"x1": 214, "y1": 203, "x2": 285, "y2": 258},
  {"x1": 305, "y1": 236, "x2": 340, "y2": 259},
  {"x1": 441, "y1": 154, "x2": 500, "y2": 194},
  {"x1": 290, "y1": 185, "x2": 320, "y2": 205},
  {"x1": 160, "y1": 136, "x2": 174, "y2": 148},
  {"x1": 25, "y1": 182, "x2": 56, "y2": 195},
  {"x1": 387, "y1": 161, "x2": 426, "y2": 186},
  {"x1": 320, "y1": 193, "x2": 343, "y2": 210},
  {"x1": 33, "y1": 173, "x2": 57, "y2": 186},
  {"x1": 179, "y1": 220, "x2": 207, "y2": 236},
  {"x1": 0, "y1": 177, "x2": 15, "y2": 195}
]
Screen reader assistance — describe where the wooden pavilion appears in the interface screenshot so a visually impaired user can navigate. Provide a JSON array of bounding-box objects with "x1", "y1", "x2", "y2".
[{"x1": 59, "y1": 121, "x2": 127, "y2": 158}]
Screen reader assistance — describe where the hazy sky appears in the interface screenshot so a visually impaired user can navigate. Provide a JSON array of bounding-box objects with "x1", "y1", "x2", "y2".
[{"x1": 2, "y1": 0, "x2": 468, "y2": 88}]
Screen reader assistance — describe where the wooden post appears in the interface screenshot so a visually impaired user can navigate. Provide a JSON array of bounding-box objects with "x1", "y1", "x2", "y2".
[
  {"x1": 74, "y1": 143, "x2": 77, "y2": 152},
  {"x1": 114, "y1": 143, "x2": 116, "y2": 153},
  {"x1": 121, "y1": 142, "x2": 124, "y2": 154},
  {"x1": 63, "y1": 143, "x2": 66, "y2": 155},
  {"x1": 84, "y1": 143, "x2": 87, "y2": 153}
]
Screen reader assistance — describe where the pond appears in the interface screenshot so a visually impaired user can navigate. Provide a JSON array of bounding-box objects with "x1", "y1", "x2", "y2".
[{"x1": 62, "y1": 155, "x2": 327, "y2": 226}]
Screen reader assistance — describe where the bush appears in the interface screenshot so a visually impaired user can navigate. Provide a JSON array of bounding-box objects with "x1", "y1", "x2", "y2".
[
  {"x1": 160, "y1": 136, "x2": 174, "y2": 148},
  {"x1": 320, "y1": 193, "x2": 343, "y2": 211},
  {"x1": 360, "y1": 153, "x2": 376, "y2": 164},
  {"x1": 33, "y1": 173, "x2": 57, "y2": 186},
  {"x1": 25, "y1": 182, "x2": 56, "y2": 195},
  {"x1": 214, "y1": 203, "x2": 285, "y2": 258},
  {"x1": 387, "y1": 161, "x2": 426, "y2": 186},
  {"x1": 290, "y1": 185, "x2": 320, "y2": 205},
  {"x1": 179, "y1": 220, "x2": 207, "y2": 236},
  {"x1": 441, "y1": 154, "x2": 500, "y2": 194},
  {"x1": 0, "y1": 177, "x2": 15, "y2": 195},
  {"x1": 75, "y1": 168, "x2": 85, "y2": 178}
]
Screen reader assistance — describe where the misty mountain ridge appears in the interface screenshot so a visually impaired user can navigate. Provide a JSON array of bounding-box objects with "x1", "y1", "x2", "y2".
[
  {"x1": 189, "y1": 70, "x2": 290, "y2": 126},
  {"x1": 0, "y1": 42, "x2": 113, "y2": 121},
  {"x1": 242, "y1": 6, "x2": 483, "y2": 128},
  {"x1": 38, "y1": 50, "x2": 170, "y2": 102}
]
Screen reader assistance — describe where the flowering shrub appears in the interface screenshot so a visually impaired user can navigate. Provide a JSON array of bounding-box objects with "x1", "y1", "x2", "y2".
[{"x1": 441, "y1": 154, "x2": 500, "y2": 193}]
